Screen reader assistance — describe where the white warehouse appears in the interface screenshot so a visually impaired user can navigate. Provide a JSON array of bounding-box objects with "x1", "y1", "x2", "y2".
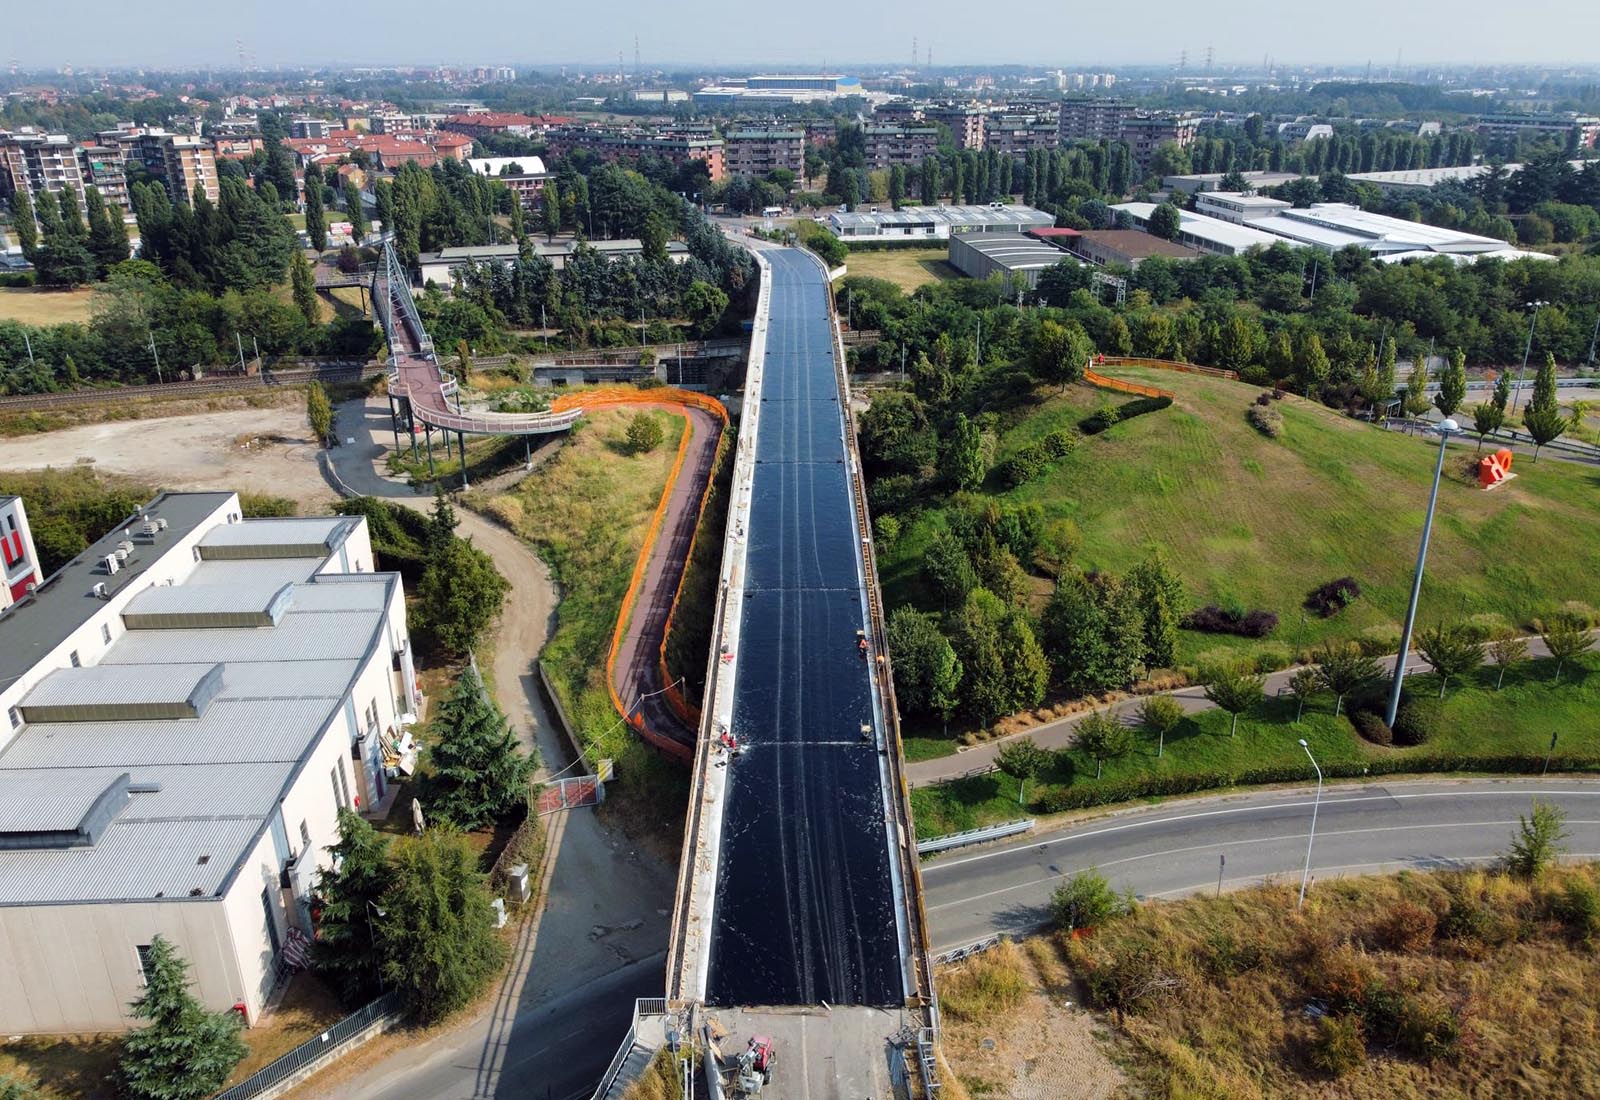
[{"x1": 0, "y1": 492, "x2": 418, "y2": 1033}]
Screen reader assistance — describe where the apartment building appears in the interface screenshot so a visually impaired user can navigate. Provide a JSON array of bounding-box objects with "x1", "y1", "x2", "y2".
[
  {"x1": 0, "y1": 129, "x2": 87, "y2": 213},
  {"x1": 0, "y1": 492, "x2": 418, "y2": 1034},
  {"x1": 925, "y1": 104, "x2": 986, "y2": 150},
  {"x1": 984, "y1": 115, "x2": 1060, "y2": 158},
  {"x1": 1118, "y1": 116, "x2": 1199, "y2": 166},
  {"x1": 861, "y1": 125, "x2": 940, "y2": 169},
  {"x1": 151, "y1": 135, "x2": 220, "y2": 204},
  {"x1": 1058, "y1": 96, "x2": 1133, "y2": 142},
  {"x1": 543, "y1": 128, "x2": 727, "y2": 182},
  {"x1": 76, "y1": 143, "x2": 133, "y2": 219},
  {"x1": 723, "y1": 130, "x2": 805, "y2": 179},
  {"x1": 1476, "y1": 112, "x2": 1600, "y2": 149}
]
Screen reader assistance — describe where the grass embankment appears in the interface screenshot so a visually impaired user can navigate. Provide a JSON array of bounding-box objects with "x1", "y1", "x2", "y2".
[
  {"x1": 881, "y1": 367, "x2": 1600, "y2": 671},
  {"x1": 836, "y1": 246, "x2": 957, "y2": 293},
  {"x1": 0, "y1": 286, "x2": 96, "y2": 325},
  {"x1": 944, "y1": 863, "x2": 1600, "y2": 1100},
  {"x1": 473, "y1": 407, "x2": 688, "y2": 832},
  {"x1": 910, "y1": 652, "x2": 1600, "y2": 837},
  {"x1": 388, "y1": 430, "x2": 542, "y2": 491}
]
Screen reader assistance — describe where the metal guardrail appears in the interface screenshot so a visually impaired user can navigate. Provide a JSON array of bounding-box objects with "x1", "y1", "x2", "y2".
[
  {"x1": 917, "y1": 818, "x2": 1034, "y2": 855},
  {"x1": 211, "y1": 992, "x2": 400, "y2": 1100},
  {"x1": 589, "y1": 997, "x2": 671, "y2": 1100},
  {"x1": 933, "y1": 935, "x2": 1004, "y2": 967}
]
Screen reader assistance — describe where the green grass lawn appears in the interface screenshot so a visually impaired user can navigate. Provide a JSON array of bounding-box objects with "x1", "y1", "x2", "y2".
[
  {"x1": 840, "y1": 247, "x2": 959, "y2": 293},
  {"x1": 881, "y1": 368, "x2": 1600, "y2": 671},
  {"x1": 910, "y1": 651, "x2": 1600, "y2": 838}
]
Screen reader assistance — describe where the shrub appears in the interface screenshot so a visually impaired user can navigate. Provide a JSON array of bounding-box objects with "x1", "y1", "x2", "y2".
[
  {"x1": 1050, "y1": 868, "x2": 1132, "y2": 933},
  {"x1": 1550, "y1": 877, "x2": 1600, "y2": 940},
  {"x1": 1357, "y1": 624, "x2": 1401, "y2": 657},
  {"x1": 1310, "y1": 1013, "x2": 1367, "y2": 1078},
  {"x1": 1306, "y1": 576, "x2": 1363, "y2": 618},
  {"x1": 1393, "y1": 697, "x2": 1442, "y2": 746},
  {"x1": 1255, "y1": 391, "x2": 1274, "y2": 407},
  {"x1": 1042, "y1": 428, "x2": 1079, "y2": 457},
  {"x1": 1116, "y1": 394, "x2": 1173, "y2": 419},
  {"x1": 998, "y1": 442, "x2": 1051, "y2": 487},
  {"x1": 1081, "y1": 404, "x2": 1120, "y2": 435},
  {"x1": 1241, "y1": 365, "x2": 1272, "y2": 387},
  {"x1": 1377, "y1": 901, "x2": 1438, "y2": 953},
  {"x1": 1247, "y1": 403, "x2": 1284, "y2": 437},
  {"x1": 1504, "y1": 801, "x2": 1569, "y2": 878},
  {"x1": 1392, "y1": 995, "x2": 1462, "y2": 1060},
  {"x1": 1085, "y1": 943, "x2": 1169, "y2": 1023},
  {"x1": 1440, "y1": 879, "x2": 1507, "y2": 951},
  {"x1": 1353, "y1": 709, "x2": 1394, "y2": 746},
  {"x1": 625, "y1": 412, "x2": 664, "y2": 454},
  {"x1": 1184, "y1": 604, "x2": 1279, "y2": 638},
  {"x1": 1200, "y1": 929, "x2": 1266, "y2": 979}
]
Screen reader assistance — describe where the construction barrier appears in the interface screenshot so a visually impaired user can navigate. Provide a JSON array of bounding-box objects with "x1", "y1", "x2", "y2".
[
  {"x1": 549, "y1": 387, "x2": 728, "y2": 763},
  {"x1": 1084, "y1": 368, "x2": 1173, "y2": 400},
  {"x1": 1097, "y1": 355, "x2": 1239, "y2": 380}
]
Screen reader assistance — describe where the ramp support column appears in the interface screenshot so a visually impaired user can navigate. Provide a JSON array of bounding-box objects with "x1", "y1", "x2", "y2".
[{"x1": 458, "y1": 431, "x2": 469, "y2": 489}]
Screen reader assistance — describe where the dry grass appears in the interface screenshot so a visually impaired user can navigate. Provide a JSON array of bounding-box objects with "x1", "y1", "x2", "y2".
[
  {"x1": 620, "y1": 1048, "x2": 688, "y2": 1100},
  {"x1": 222, "y1": 972, "x2": 347, "y2": 1085},
  {"x1": 0, "y1": 287, "x2": 96, "y2": 325},
  {"x1": 0, "y1": 390, "x2": 301, "y2": 438},
  {"x1": 842, "y1": 247, "x2": 959, "y2": 293},
  {"x1": 1051, "y1": 863, "x2": 1600, "y2": 1100}
]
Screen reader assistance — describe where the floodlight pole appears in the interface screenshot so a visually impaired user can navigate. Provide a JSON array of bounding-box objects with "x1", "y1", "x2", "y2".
[
  {"x1": 1385, "y1": 419, "x2": 1457, "y2": 727},
  {"x1": 1297, "y1": 739, "x2": 1322, "y2": 909}
]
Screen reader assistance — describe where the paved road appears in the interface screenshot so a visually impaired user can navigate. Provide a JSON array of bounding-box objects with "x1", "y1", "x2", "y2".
[
  {"x1": 922, "y1": 778, "x2": 1600, "y2": 952},
  {"x1": 906, "y1": 634, "x2": 1589, "y2": 787}
]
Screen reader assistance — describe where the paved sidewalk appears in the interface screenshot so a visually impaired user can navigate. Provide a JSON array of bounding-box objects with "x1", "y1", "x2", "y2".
[{"x1": 905, "y1": 635, "x2": 1578, "y2": 788}]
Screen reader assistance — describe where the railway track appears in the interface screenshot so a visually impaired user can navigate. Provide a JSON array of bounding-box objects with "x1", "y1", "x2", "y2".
[{"x1": 0, "y1": 363, "x2": 376, "y2": 412}]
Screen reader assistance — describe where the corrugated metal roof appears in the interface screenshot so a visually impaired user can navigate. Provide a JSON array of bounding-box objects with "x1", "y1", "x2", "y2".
[
  {"x1": 122, "y1": 582, "x2": 294, "y2": 628},
  {"x1": 0, "y1": 770, "x2": 121, "y2": 833},
  {"x1": 200, "y1": 518, "x2": 349, "y2": 548},
  {"x1": 20, "y1": 662, "x2": 217, "y2": 710},
  {"x1": 187, "y1": 559, "x2": 320, "y2": 587},
  {"x1": 0, "y1": 818, "x2": 266, "y2": 904},
  {"x1": 103, "y1": 607, "x2": 382, "y2": 665}
]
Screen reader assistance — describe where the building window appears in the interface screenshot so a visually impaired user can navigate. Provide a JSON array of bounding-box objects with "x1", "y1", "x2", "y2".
[
  {"x1": 7, "y1": 706, "x2": 19, "y2": 730},
  {"x1": 261, "y1": 887, "x2": 281, "y2": 957},
  {"x1": 300, "y1": 819, "x2": 311, "y2": 854},
  {"x1": 331, "y1": 766, "x2": 344, "y2": 812},
  {"x1": 136, "y1": 944, "x2": 157, "y2": 985},
  {"x1": 69, "y1": 650, "x2": 81, "y2": 668},
  {"x1": 101, "y1": 623, "x2": 112, "y2": 645},
  {"x1": 336, "y1": 757, "x2": 353, "y2": 809}
]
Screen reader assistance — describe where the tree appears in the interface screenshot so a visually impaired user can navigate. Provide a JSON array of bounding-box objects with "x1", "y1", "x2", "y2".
[
  {"x1": 542, "y1": 180, "x2": 562, "y2": 240},
  {"x1": 923, "y1": 529, "x2": 976, "y2": 607},
  {"x1": 1401, "y1": 360, "x2": 1433, "y2": 419},
  {"x1": 1075, "y1": 710, "x2": 1133, "y2": 779},
  {"x1": 1435, "y1": 348, "x2": 1467, "y2": 417},
  {"x1": 1138, "y1": 694, "x2": 1184, "y2": 758},
  {"x1": 1050, "y1": 868, "x2": 1131, "y2": 932},
  {"x1": 8, "y1": 189, "x2": 38, "y2": 260},
  {"x1": 1417, "y1": 621, "x2": 1481, "y2": 697},
  {"x1": 943, "y1": 413, "x2": 986, "y2": 490},
  {"x1": 425, "y1": 665, "x2": 534, "y2": 829},
  {"x1": 1315, "y1": 641, "x2": 1381, "y2": 717},
  {"x1": 304, "y1": 164, "x2": 328, "y2": 252},
  {"x1": 626, "y1": 412, "x2": 664, "y2": 453},
  {"x1": 886, "y1": 607, "x2": 962, "y2": 723},
  {"x1": 1127, "y1": 551, "x2": 1186, "y2": 670},
  {"x1": 84, "y1": 185, "x2": 129, "y2": 274},
  {"x1": 1147, "y1": 202, "x2": 1182, "y2": 241},
  {"x1": 1503, "y1": 801, "x2": 1568, "y2": 878},
  {"x1": 290, "y1": 248, "x2": 320, "y2": 327},
  {"x1": 306, "y1": 380, "x2": 333, "y2": 445},
  {"x1": 1295, "y1": 331, "x2": 1330, "y2": 396},
  {"x1": 378, "y1": 827, "x2": 508, "y2": 1022},
  {"x1": 1491, "y1": 368, "x2": 1511, "y2": 418},
  {"x1": 1522, "y1": 352, "x2": 1566, "y2": 460},
  {"x1": 1487, "y1": 630, "x2": 1528, "y2": 690},
  {"x1": 1538, "y1": 610, "x2": 1592, "y2": 682},
  {"x1": 683, "y1": 280, "x2": 729, "y2": 338},
  {"x1": 416, "y1": 525, "x2": 509, "y2": 658},
  {"x1": 344, "y1": 180, "x2": 368, "y2": 242},
  {"x1": 1201, "y1": 662, "x2": 1265, "y2": 737},
  {"x1": 1030, "y1": 319, "x2": 1094, "y2": 391},
  {"x1": 118, "y1": 937, "x2": 246, "y2": 1100},
  {"x1": 996, "y1": 737, "x2": 1050, "y2": 806},
  {"x1": 1288, "y1": 667, "x2": 1319, "y2": 722},
  {"x1": 1041, "y1": 572, "x2": 1145, "y2": 696},
  {"x1": 1471, "y1": 401, "x2": 1503, "y2": 452},
  {"x1": 312, "y1": 808, "x2": 392, "y2": 1005}
]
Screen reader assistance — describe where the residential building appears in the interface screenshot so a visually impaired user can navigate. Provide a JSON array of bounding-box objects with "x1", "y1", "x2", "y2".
[
  {"x1": 0, "y1": 129, "x2": 88, "y2": 213},
  {"x1": 465, "y1": 156, "x2": 549, "y2": 209},
  {"x1": 148, "y1": 135, "x2": 220, "y2": 205},
  {"x1": 861, "y1": 126, "x2": 940, "y2": 169},
  {"x1": 827, "y1": 203, "x2": 1054, "y2": 242},
  {"x1": 441, "y1": 112, "x2": 540, "y2": 139},
  {"x1": 1277, "y1": 120, "x2": 1334, "y2": 141},
  {"x1": 947, "y1": 232, "x2": 1073, "y2": 288},
  {"x1": 0, "y1": 497, "x2": 40, "y2": 610},
  {"x1": 0, "y1": 492, "x2": 416, "y2": 1033},
  {"x1": 925, "y1": 104, "x2": 986, "y2": 150},
  {"x1": 1058, "y1": 96, "x2": 1132, "y2": 142},
  {"x1": 984, "y1": 115, "x2": 1060, "y2": 158},
  {"x1": 804, "y1": 120, "x2": 838, "y2": 148},
  {"x1": 542, "y1": 128, "x2": 726, "y2": 182},
  {"x1": 1476, "y1": 112, "x2": 1600, "y2": 149},
  {"x1": 366, "y1": 112, "x2": 412, "y2": 135},
  {"x1": 1118, "y1": 116, "x2": 1199, "y2": 166},
  {"x1": 77, "y1": 143, "x2": 134, "y2": 219},
  {"x1": 289, "y1": 118, "x2": 331, "y2": 140},
  {"x1": 723, "y1": 130, "x2": 805, "y2": 179}
]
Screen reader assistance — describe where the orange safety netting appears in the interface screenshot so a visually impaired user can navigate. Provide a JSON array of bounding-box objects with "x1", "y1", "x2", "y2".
[
  {"x1": 1097, "y1": 355, "x2": 1240, "y2": 380},
  {"x1": 552, "y1": 387, "x2": 728, "y2": 761},
  {"x1": 1084, "y1": 368, "x2": 1173, "y2": 399}
]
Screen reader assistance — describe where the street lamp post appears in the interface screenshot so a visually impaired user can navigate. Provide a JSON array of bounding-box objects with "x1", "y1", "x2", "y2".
[
  {"x1": 1386, "y1": 418, "x2": 1458, "y2": 727},
  {"x1": 1297, "y1": 739, "x2": 1323, "y2": 909},
  {"x1": 1511, "y1": 300, "x2": 1547, "y2": 415}
]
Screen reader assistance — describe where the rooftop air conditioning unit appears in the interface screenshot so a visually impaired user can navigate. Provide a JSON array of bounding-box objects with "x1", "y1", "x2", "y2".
[
  {"x1": 155, "y1": 518, "x2": 168, "y2": 531},
  {"x1": 102, "y1": 555, "x2": 120, "y2": 575},
  {"x1": 140, "y1": 522, "x2": 157, "y2": 538},
  {"x1": 116, "y1": 540, "x2": 134, "y2": 556},
  {"x1": 92, "y1": 582, "x2": 108, "y2": 599},
  {"x1": 114, "y1": 548, "x2": 130, "y2": 563}
]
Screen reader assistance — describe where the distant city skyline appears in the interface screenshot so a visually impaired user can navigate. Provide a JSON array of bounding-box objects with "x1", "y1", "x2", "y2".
[{"x1": 7, "y1": 0, "x2": 1599, "y2": 72}]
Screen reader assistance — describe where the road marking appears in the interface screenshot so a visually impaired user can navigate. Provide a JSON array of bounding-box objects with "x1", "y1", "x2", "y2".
[
  {"x1": 1143, "y1": 852, "x2": 1600, "y2": 898},
  {"x1": 922, "y1": 785, "x2": 1600, "y2": 874},
  {"x1": 925, "y1": 819, "x2": 1600, "y2": 910}
]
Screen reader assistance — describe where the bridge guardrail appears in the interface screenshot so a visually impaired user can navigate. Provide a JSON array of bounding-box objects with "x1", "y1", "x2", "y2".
[{"x1": 917, "y1": 818, "x2": 1035, "y2": 856}]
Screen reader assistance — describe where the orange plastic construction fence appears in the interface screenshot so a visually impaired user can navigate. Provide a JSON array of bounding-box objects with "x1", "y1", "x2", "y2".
[
  {"x1": 1097, "y1": 355, "x2": 1239, "y2": 380},
  {"x1": 1084, "y1": 368, "x2": 1173, "y2": 400},
  {"x1": 554, "y1": 386, "x2": 728, "y2": 762}
]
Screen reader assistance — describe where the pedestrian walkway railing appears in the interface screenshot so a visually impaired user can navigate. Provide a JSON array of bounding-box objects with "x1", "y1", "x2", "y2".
[
  {"x1": 211, "y1": 992, "x2": 400, "y2": 1100},
  {"x1": 933, "y1": 935, "x2": 1004, "y2": 966},
  {"x1": 917, "y1": 819, "x2": 1034, "y2": 856}
]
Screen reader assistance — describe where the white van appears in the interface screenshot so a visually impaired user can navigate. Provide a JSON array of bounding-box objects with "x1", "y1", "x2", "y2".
[{"x1": 761, "y1": 205, "x2": 784, "y2": 217}]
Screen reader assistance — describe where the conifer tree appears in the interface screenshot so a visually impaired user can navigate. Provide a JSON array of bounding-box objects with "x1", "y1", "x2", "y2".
[
  {"x1": 311, "y1": 808, "x2": 392, "y2": 1005},
  {"x1": 424, "y1": 665, "x2": 533, "y2": 830},
  {"x1": 118, "y1": 937, "x2": 246, "y2": 1100}
]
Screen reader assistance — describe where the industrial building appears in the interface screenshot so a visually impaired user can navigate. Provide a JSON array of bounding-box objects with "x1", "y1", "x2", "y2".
[
  {"x1": 0, "y1": 492, "x2": 417, "y2": 1033},
  {"x1": 1073, "y1": 229, "x2": 1202, "y2": 268},
  {"x1": 826, "y1": 203, "x2": 1054, "y2": 242},
  {"x1": 693, "y1": 75, "x2": 863, "y2": 107},
  {"x1": 947, "y1": 232, "x2": 1074, "y2": 287},
  {"x1": 1111, "y1": 202, "x2": 1292, "y2": 256},
  {"x1": 418, "y1": 238, "x2": 689, "y2": 286}
]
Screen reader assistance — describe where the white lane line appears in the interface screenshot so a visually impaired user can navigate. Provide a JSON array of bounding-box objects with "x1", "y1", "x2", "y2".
[
  {"x1": 922, "y1": 786, "x2": 1600, "y2": 874},
  {"x1": 1142, "y1": 852, "x2": 1600, "y2": 898},
  {"x1": 925, "y1": 819, "x2": 1600, "y2": 910}
]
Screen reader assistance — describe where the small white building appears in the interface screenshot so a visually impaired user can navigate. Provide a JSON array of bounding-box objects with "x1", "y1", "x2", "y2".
[
  {"x1": 826, "y1": 204, "x2": 1055, "y2": 242},
  {"x1": 0, "y1": 496, "x2": 41, "y2": 610},
  {"x1": 1112, "y1": 202, "x2": 1294, "y2": 257},
  {"x1": 1194, "y1": 191, "x2": 1292, "y2": 224},
  {"x1": 0, "y1": 492, "x2": 418, "y2": 1033}
]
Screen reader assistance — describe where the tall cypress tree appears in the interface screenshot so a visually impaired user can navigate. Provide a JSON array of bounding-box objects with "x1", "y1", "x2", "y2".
[
  {"x1": 57, "y1": 185, "x2": 86, "y2": 238},
  {"x1": 423, "y1": 665, "x2": 533, "y2": 830},
  {"x1": 303, "y1": 163, "x2": 327, "y2": 252},
  {"x1": 8, "y1": 189, "x2": 39, "y2": 260},
  {"x1": 290, "y1": 248, "x2": 320, "y2": 327},
  {"x1": 118, "y1": 937, "x2": 246, "y2": 1100},
  {"x1": 84, "y1": 185, "x2": 129, "y2": 275},
  {"x1": 343, "y1": 179, "x2": 368, "y2": 243}
]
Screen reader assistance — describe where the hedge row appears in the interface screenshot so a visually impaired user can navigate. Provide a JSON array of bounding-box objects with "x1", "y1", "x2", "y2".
[{"x1": 1035, "y1": 753, "x2": 1600, "y2": 814}]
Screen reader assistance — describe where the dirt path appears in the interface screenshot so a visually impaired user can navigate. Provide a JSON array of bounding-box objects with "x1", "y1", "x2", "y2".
[{"x1": 610, "y1": 403, "x2": 723, "y2": 753}]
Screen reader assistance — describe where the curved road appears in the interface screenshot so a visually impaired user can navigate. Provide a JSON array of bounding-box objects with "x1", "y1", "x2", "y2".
[{"x1": 924, "y1": 778, "x2": 1600, "y2": 953}]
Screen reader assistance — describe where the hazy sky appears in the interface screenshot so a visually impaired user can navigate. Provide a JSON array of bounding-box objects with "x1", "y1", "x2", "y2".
[{"x1": 9, "y1": 0, "x2": 1600, "y2": 71}]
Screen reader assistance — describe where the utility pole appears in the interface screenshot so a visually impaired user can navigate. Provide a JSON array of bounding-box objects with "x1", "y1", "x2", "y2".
[
  {"x1": 1587, "y1": 314, "x2": 1599, "y2": 371},
  {"x1": 236, "y1": 332, "x2": 247, "y2": 371},
  {"x1": 148, "y1": 333, "x2": 163, "y2": 383},
  {"x1": 1511, "y1": 300, "x2": 1546, "y2": 415},
  {"x1": 21, "y1": 329, "x2": 34, "y2": 366}
]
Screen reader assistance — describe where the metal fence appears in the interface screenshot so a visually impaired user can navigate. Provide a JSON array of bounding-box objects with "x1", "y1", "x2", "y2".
[
  {"x1": 917, "y1": 818, "x2": 1034, "y2": 856},
  {"x1": 0, "y1": 362, "x2": 373, "y2": 412},
  {"x1": 211, "y1": 992, "x2": 400, "y2": 1100},
  {"x1": 933, "y1": 935, "x2": 1004, "y2": 967}
]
